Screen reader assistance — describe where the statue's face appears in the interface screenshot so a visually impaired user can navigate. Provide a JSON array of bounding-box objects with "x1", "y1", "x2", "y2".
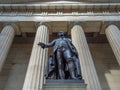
[{"x1": 58, "y1": 31, "x2": 65, "y2": 37}]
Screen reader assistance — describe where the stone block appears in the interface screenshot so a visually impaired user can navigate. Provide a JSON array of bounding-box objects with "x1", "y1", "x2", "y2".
[{"x1": 43, "y1": 80, "x2": 87, "y2": 90}]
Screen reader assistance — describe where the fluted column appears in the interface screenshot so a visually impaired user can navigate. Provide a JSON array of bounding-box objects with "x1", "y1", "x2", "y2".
[
  {"x1": 71, "y1": 25, "x2": 101, "y2": 90},
  {"x1": 0, "y1": 25, "x2": 15, "y2": 71},
  {"x1": 23, "y1": 25, "x2": 49, "y2": 90},
  {"x1": 105, "y1": 25, "x2": 120, "y2": 65}
]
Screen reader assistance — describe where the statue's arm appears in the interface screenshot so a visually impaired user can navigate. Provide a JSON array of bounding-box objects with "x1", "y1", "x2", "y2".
[{"x1": 38, "y1": 40, "x2": 55, "y2": 49}]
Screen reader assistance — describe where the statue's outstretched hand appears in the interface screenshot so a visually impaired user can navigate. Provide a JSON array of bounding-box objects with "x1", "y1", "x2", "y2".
[{"x1": 38, "y1": 42, "x2": 45, "y2": 49}]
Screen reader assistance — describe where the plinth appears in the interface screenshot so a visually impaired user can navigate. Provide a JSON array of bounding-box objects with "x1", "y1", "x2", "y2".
[{"x1": 43, "y1": 80, "x2": 87, "y2": 90}]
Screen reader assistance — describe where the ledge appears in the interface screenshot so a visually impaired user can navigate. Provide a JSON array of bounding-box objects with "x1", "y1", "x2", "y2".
[
  {"x1": 1, "y1": 15, "x2": 120, "y2": 22},
  {"x1": 43, "y1": 80, "x2": 87, "y2": 90}
]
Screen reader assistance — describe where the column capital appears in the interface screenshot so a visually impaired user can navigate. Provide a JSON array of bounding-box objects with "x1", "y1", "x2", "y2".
[
  {"x1": 105, "y1": 21, "x2": 118, "y2": 29},
  {"x1": 69, "y1": 22, "x2": 84, "y2": 30},
  {"x1": 73, "y1": 21, "x2": 84, "y2": 25},
  {"x1": 35, "y1": 22, "x2": 47, "y2": 27},
  {"x1": 35, "y1": 22, "x2": 51, "y2": 31},
  {"x1": 3, "y1": 22, "x2": 21, "y2": 35}
]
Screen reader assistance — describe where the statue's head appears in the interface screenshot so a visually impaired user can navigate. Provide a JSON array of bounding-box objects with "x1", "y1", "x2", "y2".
[{"x1": 57, "y1": 31, "x2": 66, "y2": 37}]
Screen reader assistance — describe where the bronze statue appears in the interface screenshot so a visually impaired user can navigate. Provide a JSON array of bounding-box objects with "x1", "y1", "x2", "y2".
[{"x1": 38, "y1": 31, "x2": 82, "y2": 80}]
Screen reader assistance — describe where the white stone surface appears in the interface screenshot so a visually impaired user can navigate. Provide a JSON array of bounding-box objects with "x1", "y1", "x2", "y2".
[
  {"x1": 105, "y1": 25, "x2": 120, "y2": 65},
  {"x1": 0, "y1": 25, "x2": 15, "y2": 72},
  {"x1": 22, "y1": 25, "x2": 49, "y2": 90},
  {"x1": 71, "y1": 25, "x2": 101, "y2": 90}
]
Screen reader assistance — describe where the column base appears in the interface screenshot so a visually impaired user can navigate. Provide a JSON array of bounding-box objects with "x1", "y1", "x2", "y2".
[{"x1": 43, "y1": 80, "x2": 87, "y2": 90}]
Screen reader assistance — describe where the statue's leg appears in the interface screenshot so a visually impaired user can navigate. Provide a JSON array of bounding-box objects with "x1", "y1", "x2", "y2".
[
  {"x1": 56, "y1": 51, "x2": 65, "y2": 79},
  {"x1": 63, "y1": 50, "x2": 77, "y2": 79},
  {"x1": 73, "y1": 56, "x2": 82, "y2": 79}
]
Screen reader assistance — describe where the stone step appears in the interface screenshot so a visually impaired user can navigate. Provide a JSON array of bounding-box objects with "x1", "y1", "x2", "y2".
[
  {"x1": 0, "y1": 69, "x2": 11, "y2": 75},
  {"x1": 3, "y1": 65, "x2": 12, "y2": 69},
  {"x1": 4, "y1": 63, "x2": 28, "y2": 90},
  {"x1": 0, "y1": 76, "x2": 8, "y2": 80},
  {"x1": 110, "y1": 70, "x2": 120, "y2": 75},
  {"x1": 105, "y1": 74, "x2": 120, "y2": 82},
  {"x1": 0, "y1": 80, "x2": 6, "y2": 88}
]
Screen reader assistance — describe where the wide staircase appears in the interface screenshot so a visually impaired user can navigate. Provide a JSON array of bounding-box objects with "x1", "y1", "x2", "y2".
[
  {"x1": 0, "y1": 63, "x2": 12, "y2": 90},
  {"x1": 0, "y1": 37, "x2": 33, "y2": 90},
  {"x1": 105, "y1": 69, "x2": 120, "y2": 90},
  {"x1": 90, "y1": 43, "x2": 120, "y2": 90}
]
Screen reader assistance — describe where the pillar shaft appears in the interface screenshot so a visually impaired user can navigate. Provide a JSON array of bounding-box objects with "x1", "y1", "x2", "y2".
[
  {"x1": 105, "y1": 25, "x2": 120, "y2": 65},
  {"x1": 23, "y1": 25, "x2": 49, "y2": 90},
  {"x1": 0, "y1": 25, "x2": 15, "y2": 71},
  {"x1": 71, "y1": 25, "x2": 101, "y2": 90}
]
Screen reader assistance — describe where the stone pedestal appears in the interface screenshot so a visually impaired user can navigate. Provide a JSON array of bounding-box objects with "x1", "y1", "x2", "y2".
[{"x1": 43, "y1": 80, "x2": 87, "y2": 90}]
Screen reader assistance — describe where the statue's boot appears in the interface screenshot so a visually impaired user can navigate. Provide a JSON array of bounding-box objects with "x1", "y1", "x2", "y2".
[
  {"x1": 73, "y1": 56, "x2": 82, "y2": 79},
  {"x1": 77, "y1": 75, "x2": 82, "y2": 79},
  {"x1": 59, "y1": 69, "x2": 65, "y2": 79},
  {"x1": 69, "y1": 68, "x2": 77, "y2": 79},
  {"x1": 68, "y1": 60, "x2": 77, "y2": 79}
]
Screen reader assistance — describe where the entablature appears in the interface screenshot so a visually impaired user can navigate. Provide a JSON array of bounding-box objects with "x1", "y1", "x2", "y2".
[{"x1": 0, "y1": 3, "x2": 120, "y2": 13}]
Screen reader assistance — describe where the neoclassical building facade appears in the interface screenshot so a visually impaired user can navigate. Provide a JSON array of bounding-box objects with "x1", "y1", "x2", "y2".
[{"x1": 0, "y1": 0, "x2": 120, "y2": 90}]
